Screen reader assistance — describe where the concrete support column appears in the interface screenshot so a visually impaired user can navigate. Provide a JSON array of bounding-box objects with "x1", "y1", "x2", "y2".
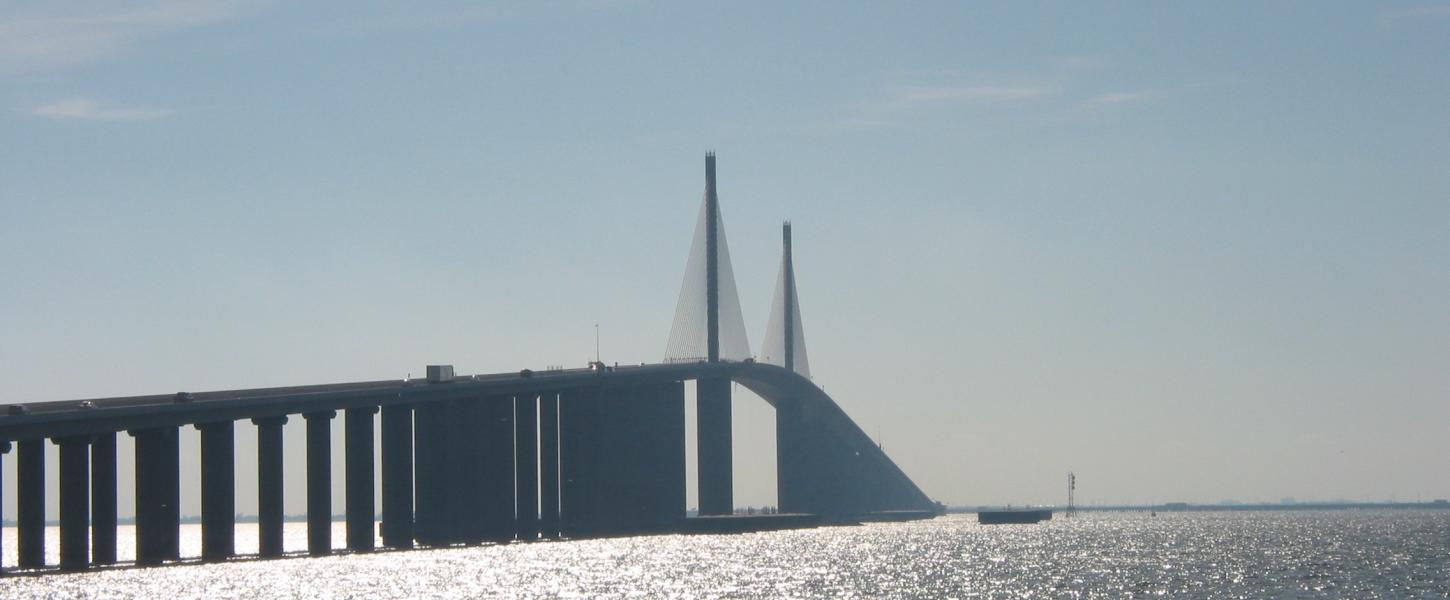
[
  {"x1": 345, "y1": 407, "x2": 377, "y2": 552},
  {"x1": 17, "y1": 438, "x2": 46, "y2": 569},
  {"x1": 57, "y1": 436, "x2": 91, "y2": 570},
  {"x1": 599, "y1": 387, "x2": 635, "y2": 535},
  {"x1": 130, "y1": 429, "x2": 163, "y2": 565},
  {"x1": 304, "y1": 411, "x2": 336, "y2": 556},
  {"x1": 557, "y1": 389, "x2": 581, "y2": 537},
  {"x1": 659, "y1": 381, "x2": 688, "y2": 526},
  {"x1": 0, "y1": 441, "x2": 8, "y2": 573},
  {"x1": 197, "y1": 421, "x2": 235, "y2": 561},
  {"x1": 251, "y1": 416, "x2": 286, "y2": 558},
  {"x1": 515, "y1": 393, "x2": 539, "y2": 540},
  {"x1": 380, "y1": 405, "x2": 413, "y2": 549},
  {"x1": 481, "y1": 396, "x2": 516, "y2": 542},
  {"x1": 412, "y1": 401, "x2": 450, "y2": 546},
  {"x1": 160, "y1": 427, "x2": 180, "y2": 561},
  {"x1": 91, "y1": 432, "x2": 118, "y2": 566},
  {"x1": 130, "y1": 428, "x2": 179, "y2": 562},
  {"x1": 559, "y1": 388, "x2": 602, "y2": 537},
  {"x1": 696, "y1": 377, "x2": 733, "y2": 516},
  {"x1": 774, "y1": 398, "x2": 811, "y2": 515},
  {"x1": 451, "y1": 399, "x2": 487, "y2": 544},
  {"x1": 538, "y1": 392, "x2": 560, "y2": 539}
]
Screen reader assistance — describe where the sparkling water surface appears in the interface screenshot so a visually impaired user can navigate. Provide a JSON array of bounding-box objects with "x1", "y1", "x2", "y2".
[{"x1": 3, "y1": 510, "x2": 1447, "y2": 598}]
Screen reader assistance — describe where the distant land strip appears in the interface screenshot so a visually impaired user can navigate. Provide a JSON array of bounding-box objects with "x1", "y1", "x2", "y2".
[{"x1": 948, "y1": 500, "x2": 1450, "y2": 514}]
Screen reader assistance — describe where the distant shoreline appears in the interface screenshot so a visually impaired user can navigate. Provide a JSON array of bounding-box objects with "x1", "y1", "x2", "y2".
[
  {"x1": 4, "y1": 502, "x2": 1446, "y2": 527},
  {"x1": 947, "y1": 500, "x2": 1450, "y2": 514}
]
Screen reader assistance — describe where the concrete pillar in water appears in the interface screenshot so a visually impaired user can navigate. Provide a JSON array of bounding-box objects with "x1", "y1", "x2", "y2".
[
  {"x1": 160, "y1": 427, "x2": 181, "y2": 561},
  {"x1": 598, "y1": 386, "x2": 632, "y2": 535},
  {"x1": 0, "y1": 441, "x2": 8, "y2": 573},
  {"x1": 304, "y1": 411, "x2": 336, "y2": 556},
  {"x1": 538, "y1": 392, "x2": 560, "y2": 539},
  {"x1": 652, "y1": 381, "x2": 688, "y2": 529},
  {"x1": 57, "y1": 436, "x2": 90, "y2": 570},
  {"x1": 252, "y1": 416, "x2": 287, "y2": 558},
  {"x1": 197, "y1": 421, "x2": 235, "y2": 561},
  {"x1": 515, "y1": 392, "x2": 539, "y2": 541},
  {"x1": 130, "y1": 428, "x2": 180, "y2": 562},
  {"x1": 451, "y1": 398, "x2": 487, "y2": 544},
  {"x1": 17, "y1": 438, "x2": 46, "y2": 568},
  {"x1": 482, "y1": 395, "x2": 516, "y2": 542},
  {"x1": 696, "y1": 377, "x2": 733, "y2": 516},
  {"x1": 412, "y1": 401, "x2": 450, "y2": 546},
  {"x1": 345, "y1": 407, "x2": 377, "y2": 552},
  {"x1": 130, "y1": 429, "x2": 164, "y2": 565},
  {"x1": 775, "y1": 398, "x2": 803, "y2": 514},
  {"x1": 380, "y1": 405, "x2": 414, "y2": 549},
  {"x1": 560, "y1": 387, "x2": 606, "y2": 537},
  {"x1": 557, "y1": 388, "x2": 584, "y2": 537},
  {"x1": 91, "y1": 432, "x2": 118, "y2": 566}
]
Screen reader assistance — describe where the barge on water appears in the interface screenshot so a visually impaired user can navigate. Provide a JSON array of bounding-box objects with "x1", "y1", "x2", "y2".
[{"x1": 977, "y1": 508, "x2": 1053, "y2": 524}]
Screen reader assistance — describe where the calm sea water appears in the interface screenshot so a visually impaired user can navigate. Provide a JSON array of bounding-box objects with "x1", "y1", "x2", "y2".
[{"x1": 2, "y1": 510, "x2": 1447, "y2": 598}]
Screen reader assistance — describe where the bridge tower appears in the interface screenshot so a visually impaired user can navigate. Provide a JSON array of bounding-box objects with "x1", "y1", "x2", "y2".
[
  {"x1": 761, "y1": 221, "x2": 810, "y2": 377},
  {"x1": 665, "y1": 152, "x2": 750, "y2": 516},
  {"x1": 697, "y1": 153, "x2": 734, "y2": 516},
  {"x1": 762, "y1": 222, "x2": 817, "y2": 513},
  {"x1": 705, "y1": 153, "x2": 720, "y2": 363}
]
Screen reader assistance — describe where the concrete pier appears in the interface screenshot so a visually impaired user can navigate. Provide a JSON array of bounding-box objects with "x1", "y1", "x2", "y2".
[
  {"x1": 131, "y1": 429, "x2": 163, "y2": 565},
  {"x1": 412, "y1": 401, "x2": 450, "y2": 546},
  {"x1": 558, "y1": 388, "x2": 590, "y2": 537},
  {"x1": 0, "y1": 442, "x2": 8, "y2": 571},
  {"x1": 17, "y1": 439, "x2": 45, "y2": 568},
  {"x1": 91, "y1": 432, "x2": 118, "y2": 565},
  {"x1": 253, "y1": 416, "x2": 287, "y2": 558},
  {"x1": 597, "y1": 387, "x2": 630, "y2": 535},
  {"x1": 57, "y1": 436, "x2": 90, "y2": 570},
  {"x1": 656, "y1": 381, "x2": 688, "y2": 527},
  {"x1": 775, "y1": 400, "x2": 801, "y2": 514},
  {"x1": 380, "y1": 405, "x2": 413, "y2": 548},
  {"x1": 482, "y1": 395, "x2": 516, "y2": 541},
  {"x1": 538, "y1": 392, "x2": 560, "y2": 539},
  {"x1": 345, "y1": 407, "x2": 376, "y2": 552},
  {"x1": 304, "y1": 411, "x2": 335, "y2": 556},
  {"x1": 561, "y1": 387, "x2": 615, "y2": 537},
  {"x1": 161, "y1": 427, "x2": 180, "y2": 561},
  {"x1": 451, "y1": 399, "x2": 487, "y2": 544},
  {"x1": 515, "y1": 392, "x2": 539, "y2": 540},
  {"x1": 198, "y1": 421, "x2": 235, "y2": 561},
  {"x1": 696, "y1": 377, "x2": 733, "y2": 516}
]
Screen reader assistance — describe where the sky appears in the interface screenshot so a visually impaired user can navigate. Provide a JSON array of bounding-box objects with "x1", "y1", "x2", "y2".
[{"x1": 1, "y1": 1, "x2": 1447, "y2": 520}]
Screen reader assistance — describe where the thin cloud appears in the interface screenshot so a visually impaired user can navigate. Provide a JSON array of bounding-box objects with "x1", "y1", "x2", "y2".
[
  {"x1": 0, "y1": 1, "x2": 255, "y2": 76},
  {"x1": 1082, "y1": 90, "x2": 1153, "y2": 108},
  {"x1": 1379, "y1": 5, "x2": 1450, "y2": 24},
  {"x1": 891, "y1": 83, "x2": 1061, "y2": 105},
  {"x1": 829, "y1": 77, "x2": 1061, "y2": 130},
  {"x1": 32, "y1": 97, "x2": 173, "y2": 121},
  {"x1": 336, "y1": 7, "x2": 510, "y2": 36},
  {"x1": 1052, "y1": 55, "x2": 1110, "y2": 71}
]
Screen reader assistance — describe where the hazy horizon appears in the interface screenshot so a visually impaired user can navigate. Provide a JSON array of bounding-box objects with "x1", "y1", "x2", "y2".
[{"x1": 2, "y1": 2, "x2": 1447, "y2": 518}]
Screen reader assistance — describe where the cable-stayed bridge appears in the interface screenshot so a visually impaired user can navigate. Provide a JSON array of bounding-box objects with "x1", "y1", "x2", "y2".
[{"x1": 0, "y1": 154, "x2": 938, "y2": 574}]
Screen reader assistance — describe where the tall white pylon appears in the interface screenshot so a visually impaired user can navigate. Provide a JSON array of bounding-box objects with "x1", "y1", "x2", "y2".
[
  {"x1": 760, "y1": 221, "x2": 810, "y2": 378},
  {"x1": 664, "y1": 153, "x2": 752, "y2": 363}
]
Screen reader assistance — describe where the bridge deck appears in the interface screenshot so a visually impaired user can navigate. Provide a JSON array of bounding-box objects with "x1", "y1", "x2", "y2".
[{"x1": 0, "y1": 362, "x2": 734, "y2": 441}]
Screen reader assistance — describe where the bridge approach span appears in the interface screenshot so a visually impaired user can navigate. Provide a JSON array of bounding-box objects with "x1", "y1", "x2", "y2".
[{"x1": 0, "y1": 360, "x2": 935, "y2": 572}]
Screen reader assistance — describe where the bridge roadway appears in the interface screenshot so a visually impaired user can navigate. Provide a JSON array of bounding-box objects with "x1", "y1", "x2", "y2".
[{"x1": 0, "y1": 360, "x2": 936, "y2": 573}]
